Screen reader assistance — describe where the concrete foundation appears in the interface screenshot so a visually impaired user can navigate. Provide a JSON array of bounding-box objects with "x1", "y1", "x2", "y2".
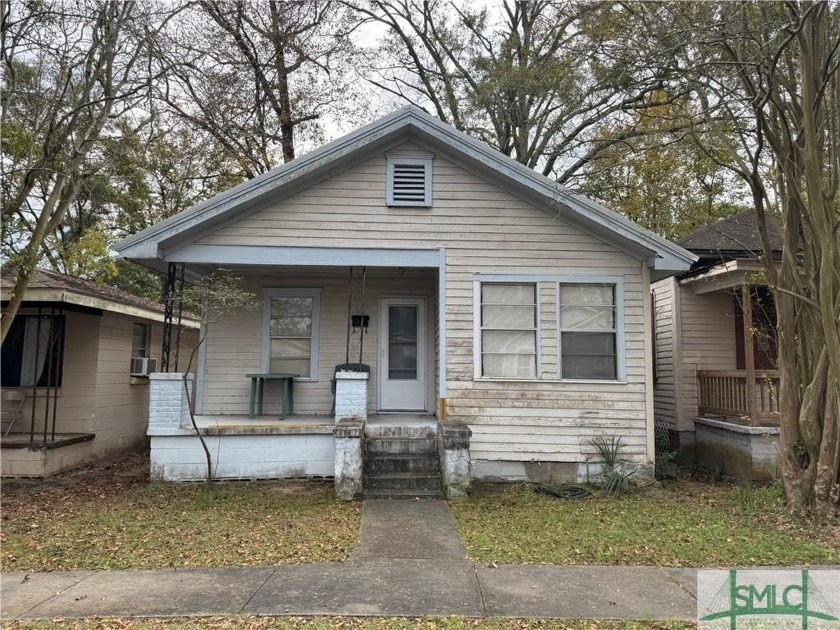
[
  {"x1": 694, "y1": 416, "x2": 779, "y2": 481},
  {"x1": 471, "y1": 459, "x2": 654, "y2": 484},
  {"x1": 149, "y1": 431, "x2": 335, "y2": 481}
]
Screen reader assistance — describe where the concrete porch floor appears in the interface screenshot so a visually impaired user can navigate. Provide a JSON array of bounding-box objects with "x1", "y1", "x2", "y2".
[{"x1": 194, "y1": 413, "x2": 437, "y2": 431}]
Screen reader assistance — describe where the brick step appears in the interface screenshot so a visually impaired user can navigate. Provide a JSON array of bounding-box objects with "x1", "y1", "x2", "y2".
[
  {"x1": 364, "y1": 453, "x2": 439, "y2": 475},
  {"x1": 364, "y1": 472, "x2": 443, "y2": 493},
  {"x1": 364, "y1": 488, "x2": 444, "y2": 500},
  {"x1": 365, "y1": 437, "x2": 437, "y2": 455}
]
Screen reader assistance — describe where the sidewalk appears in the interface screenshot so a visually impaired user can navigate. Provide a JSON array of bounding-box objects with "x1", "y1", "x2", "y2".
[{"x1": 1, "y1": 500, "x2": 698, "y2": 621}]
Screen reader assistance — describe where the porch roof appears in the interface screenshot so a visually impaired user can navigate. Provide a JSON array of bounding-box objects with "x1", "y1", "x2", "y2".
[
  {"x1": 0, "y1": 267, "x2": 200, "y2": 327},
  {"x1": 679, "y1": 259, "x2": 767, "y2": 294},
  {"x1": 114, "y1": 107, "x2": 695, "y2": 281}
]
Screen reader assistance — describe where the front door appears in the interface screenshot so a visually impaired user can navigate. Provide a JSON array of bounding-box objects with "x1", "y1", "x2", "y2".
[{"x1": 379, "y1": 298, "x2": 426, "y2": 411}]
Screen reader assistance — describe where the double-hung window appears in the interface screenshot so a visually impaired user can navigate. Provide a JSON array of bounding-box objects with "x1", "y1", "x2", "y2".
[
  {"x1": 475, "y1": 277, "x2": 622, "y2": 382},
  {"x1": 559, "y1": 283, "x2": 617, "y2": 380},
  {"x1": 263, "y1": 289, "x2": 320, "y2": 380},
  {"x1": 132, "y1": 323, "x2": 150, "y2": 359},
  {"x1": 479, "y1": 283, "x2": 538, "y2": 379}
]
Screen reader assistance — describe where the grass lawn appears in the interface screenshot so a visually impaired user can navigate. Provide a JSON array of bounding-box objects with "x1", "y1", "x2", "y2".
[
  {"x1": 450, "y1": 478, "x2": 840, "y2": 567},
  {"x1": 1, "y1": 617, "x2": 695, "y2": 630},
  {"x1": 0, "y1": 452, "x2": 361, "y2": 572}
]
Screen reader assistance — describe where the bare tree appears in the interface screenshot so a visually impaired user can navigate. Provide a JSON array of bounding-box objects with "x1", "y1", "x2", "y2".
[
  {"x1": 154, "y1": 0, "x2": 358, "y2": 178},
  {"x1": 350, "y1": 0, "x2": 685, "y2": 184},
  {"x1": 0, "y1": 1, "x2": 175, "y2": 341}
]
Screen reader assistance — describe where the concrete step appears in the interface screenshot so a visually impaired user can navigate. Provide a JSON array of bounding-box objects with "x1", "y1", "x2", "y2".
[
  {"x1": 365, "y1": 472, "x2": 443, "y2": 494},
  {"x1": 365, "y1": 453, "x2": 439, "y2": 475},
  {"x1": 364, "y1": 420, "x2": 438, "y2": 439},
  {"x1": 363, "y1": 488, "x2": 444, "y2": 500},
  {"x1": 365, "y1": 437, "x2": 437, "y2": 455}
]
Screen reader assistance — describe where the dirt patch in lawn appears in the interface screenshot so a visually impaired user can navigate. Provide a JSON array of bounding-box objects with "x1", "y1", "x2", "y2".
[{"x1": 1, "y1": 450, "x2": 361, "y2": 572}]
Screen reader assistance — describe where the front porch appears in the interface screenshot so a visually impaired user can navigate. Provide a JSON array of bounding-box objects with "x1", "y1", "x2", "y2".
[
  {"x1": 1, "y1": 432, "x2": 97, "y2": 478},
  {"x1": 149, "y1": 400, "x2": 469, "y2": 498},
  {"x1": 696, "y1": 369, "x2": 781, "y2": 426},
  {"x1": 679, "y1": 262, "x2": 781, "y2": 479}
]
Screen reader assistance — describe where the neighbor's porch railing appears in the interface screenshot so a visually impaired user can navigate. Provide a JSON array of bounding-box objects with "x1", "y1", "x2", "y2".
[{"x1": 697, "y1": 370, "x2": 781, "y2": 426}]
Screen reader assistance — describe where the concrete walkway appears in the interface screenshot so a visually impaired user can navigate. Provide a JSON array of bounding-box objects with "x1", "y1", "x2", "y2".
[{"x1": 1, "y1": 500, "x2": 698, "y2": 621}]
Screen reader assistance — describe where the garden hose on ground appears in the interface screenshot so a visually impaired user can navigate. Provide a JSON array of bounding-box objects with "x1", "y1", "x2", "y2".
[{"x1": 533, "y1": 485, "x2": 593, "y2": 500}]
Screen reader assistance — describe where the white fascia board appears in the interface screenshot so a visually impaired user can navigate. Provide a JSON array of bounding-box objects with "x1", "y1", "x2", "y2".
[
  {"x1": 649, "y1": 253, "x2": 698, "y2": 282},
  {"x1": 679, "y1": 259, "x2": 767, "y2": 294},
  {"x1": 164, "y1": 244, "x2": 442, "y2": 268}
]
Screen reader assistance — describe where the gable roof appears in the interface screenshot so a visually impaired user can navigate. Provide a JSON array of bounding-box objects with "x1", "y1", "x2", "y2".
[
  {"x1": 115, "y1": 106, "x2": 696, "y2": 279},
  {"x1": 1, "y1": 267, "x2": 199, "y2": 327},
  {"x1": 678, "y1": 209, "x2": 784, "y2": 257}
]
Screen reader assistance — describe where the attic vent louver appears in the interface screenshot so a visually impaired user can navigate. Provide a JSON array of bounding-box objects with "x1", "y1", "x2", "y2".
[{"x1": 386, "y1": 155, "x2": 432, "y2": 207}]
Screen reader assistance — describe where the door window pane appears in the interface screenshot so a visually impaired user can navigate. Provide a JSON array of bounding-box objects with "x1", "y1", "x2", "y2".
[{"x1": 389, "y1": 305, "x2": 417, "y2": 380}]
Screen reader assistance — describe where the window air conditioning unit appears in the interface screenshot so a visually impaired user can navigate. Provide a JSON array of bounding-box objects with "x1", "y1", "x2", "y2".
[{"x1": 130, "y1": 357, "x2": 158, "y2": 377}]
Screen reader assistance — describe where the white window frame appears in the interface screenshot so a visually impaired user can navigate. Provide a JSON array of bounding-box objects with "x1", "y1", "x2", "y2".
[
  {"x1": 261, "y1": 288, "x2": 321, "y2": 381},
  {"x1": 473, "y1": 280, "x2": 542, "y2": 380},
  {"x1": 557, "y1": 282, "x2": 621, "y2": 381},
  {"x1": 386, "y1": 154, "x2": 433, "y2": 207},
  {"x1": 473, "y1": 274, "x2": 626, "y2": 383}
]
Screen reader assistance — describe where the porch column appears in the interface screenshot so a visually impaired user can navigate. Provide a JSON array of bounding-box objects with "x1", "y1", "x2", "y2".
[
  {"x1": 334, "y1": 371, "x2": 369, "y2": 421},
  {"x1": 741, "y1": 284, "x2": 757, "y2": 425}
]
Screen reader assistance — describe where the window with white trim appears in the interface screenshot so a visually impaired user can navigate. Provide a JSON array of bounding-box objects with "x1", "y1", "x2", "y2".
[
  {"x1": 479, "y1": 283, "x2": 538, "y2": 379},
  {"x1": 474, "y1": 276, "x2": 624, "y2": 382},
  {"x1": 263, "y1": 289, "x2": 320, "y2": 379},
  {"x1": 386, "y1": 155, "x2": 432, "y2": 207},
  {"x1": 559, "y1": 283, "x2": 617, "y2": 380}
]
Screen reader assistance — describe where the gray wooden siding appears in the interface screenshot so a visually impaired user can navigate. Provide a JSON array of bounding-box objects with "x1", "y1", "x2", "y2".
[
  {"x1": 677, "y1": 285, "x2": 737, "y2": 430},
  {"x1": 652, "y1": 278, "x2": 678, "y2": 428},
  {"x1": 197, "y1": 142, "x2": 651, "y2": 465},
  {"x1": 201, "y1": 268, "x2": 437, "y2": 416}
]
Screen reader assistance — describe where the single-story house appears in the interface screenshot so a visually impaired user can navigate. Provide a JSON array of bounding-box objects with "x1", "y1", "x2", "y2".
[
  {"x1": 114, "y1": 106, "x2": 696, "y2": 498},
  {"x1": 1, "y1": 268, "x2": 199, "y2": 477},
  {"x1": 652, "y1": 210, "x2": 782, "y2": 480}
]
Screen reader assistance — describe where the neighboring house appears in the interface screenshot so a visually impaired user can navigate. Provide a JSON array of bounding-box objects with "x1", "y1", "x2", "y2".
[
  {"x1": 0, "y1": 268, "x2": 199, "y2": 477},
  {"x1": 114, "y1": 106, "x2": 696, "y2": 496},
  {"x1": 652, "y1": 210, "x2": 782, "y2": 480}
]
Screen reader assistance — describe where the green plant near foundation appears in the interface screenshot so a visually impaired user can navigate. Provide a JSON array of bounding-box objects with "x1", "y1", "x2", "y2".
[{"x1": 589, "y1": 435, "x2": 636, "y2": 494}]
